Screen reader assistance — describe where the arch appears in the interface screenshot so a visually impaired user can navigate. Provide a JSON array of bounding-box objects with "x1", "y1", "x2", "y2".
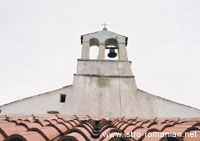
[
  {"x1": 105, "y1": 38, "x2": 118, "y2": 47},
  {"x1": 90, "y1": 46, "x2": 99, "y2": 59},
  {"x1": 89, "y1": 38, "x2": 100, "y2": 47},
  {"x1": 88, "y1": 38, "x2": 100, "y2": 59},
  {"x1": 105, "y1": 38, "x2": 119, "y2": 60}
]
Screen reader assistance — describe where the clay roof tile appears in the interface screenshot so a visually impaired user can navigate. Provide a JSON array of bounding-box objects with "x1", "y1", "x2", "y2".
[
  {"x1": 0, "y1": 115, "x2": 200, "y2": 141},
  {"x1": 132, "y1": 128, "x2": 160, "y2": 140},
  {"x1": 29, "y1": 126, "x2": 60, "y2": 140},
  {"x1": 48, "y1": 123, "x2": 68, "y2": 134},
  {"x1": 183, "y1": 130, "x2": 200, "y2": 141},
  {"x1": 6, "y1": 131, "x2": 46, "y2": 141},
  {"x1": 0, "y1": 132, "x2": 5, "y2": 140},
  {"x1": 0, "y1": 125, "x2": 27, "y2": 137},
  {"x1": 58, "y1": 132, "x2": 87, "y2": 141}
]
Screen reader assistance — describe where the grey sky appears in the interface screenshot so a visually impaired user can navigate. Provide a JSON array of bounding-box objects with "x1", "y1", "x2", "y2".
[{"x1": 0, "y1": 0, "x2": 200, "y2": 109}]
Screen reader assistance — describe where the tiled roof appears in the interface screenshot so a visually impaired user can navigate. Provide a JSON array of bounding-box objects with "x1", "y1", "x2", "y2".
[{"x1": 0, "y1": 115, "x2": 200, "y2": 141}]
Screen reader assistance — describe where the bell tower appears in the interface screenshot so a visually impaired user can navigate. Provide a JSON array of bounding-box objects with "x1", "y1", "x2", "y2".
[
  {"x1": 68, "y1": 28, "x2": 137, "y2": 117},
  {"x1": 2, "y1": 27, "x2": 200, "y2": 118},
  {"x1": 81, "y1": 27, "x2": 128, "y2": 61}
]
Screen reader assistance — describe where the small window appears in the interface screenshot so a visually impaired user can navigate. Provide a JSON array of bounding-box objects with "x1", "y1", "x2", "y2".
[
  {"x1": 47, "y1": 111, "x2": 59, "y2": 114},
  {"x1": 60, "y1": 94, "x2": 66, "y2": 103}
]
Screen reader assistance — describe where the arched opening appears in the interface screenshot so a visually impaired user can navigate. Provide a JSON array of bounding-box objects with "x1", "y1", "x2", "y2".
[
  {"x1": 89, "y1": 38, "x2": 99, "y2": 47},
  {"x1": 89, "y1": 38, "x2": 99, "y2": 59},
  {"x1": 105, "y1": 38, "x2": 118, "y2": 47},
  {"x1": 90, "y1": 46, "x2": 99, "y2": 59},
  {"x1": 105, "y1": 38, "x2": 119, "y2": 60}
]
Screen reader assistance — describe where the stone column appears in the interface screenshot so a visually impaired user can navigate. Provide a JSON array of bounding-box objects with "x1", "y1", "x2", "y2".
[
  {"x1": 118, "y1": 43, "x2": 128, "y2": 61},
  {"x1": 98, "y1": 44, "x2": 105, "y2": 60},
  {"x1": 81, "y1": 41, "x2": 90, "y2": 59}
]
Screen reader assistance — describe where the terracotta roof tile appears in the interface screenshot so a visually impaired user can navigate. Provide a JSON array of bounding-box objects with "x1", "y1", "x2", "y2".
[
  {"x1": 77, "y1": 124, "x2": 93, "y2": 136},
  {"x1": 18, "y1": 122, "x2": 42, "y2": 129},
  {"x1": 10, "y1": 120, "x2": 30, "y2": 124},
  {"x1": 164, "y1": 126, "x2": 199, "y2": 136},
  {"x1": 99, "y1": 124, "x2": 114, "y2": 135},
  {"x1": 0, "y1": 132, "x2": 5, "y2": 140},
  {"x1": 35, "y1": 119, "x2": 50, "y2": 127},
  {"x1": 54, "y1": 118, "x2": 65, "y2": 123},
  {"x1": 6, "y1": 114, "x2": 33, "y2": 120},
  {"x1": 123, "y1": 124, "x2": 142, "y2": 133},
  {"x1": 142, "y1": 121, "x2": 157, "y2": 128},
  {"x1": 0, "y1": 122, "x2": 16, "y2": 128},
  {"x1": 33, "y1": 114, "x2": 57, "y2": 120},
  {"x1": 49, "y1": 123, "x2": 68, "y2": 134},
  {"x1": 137, "y1": 117, "x2": 156, "y2": 122},
  {"x1": 30, "y1": 126, "x2": 60, "y2": 140},
  {"x1": 6, "y1": 131, "x2": 46, "y2": 141},
  {"x1": 0, "y1": 115, "x2": 200, "y2": 141},
  {"x1": 195, "y1": 125, "x2": 200, "y2": 130},
  {"x1": 183, "y1": 130, "x2": 200, "y2": 141},
  {"x1": 101, "y1": 136, "x2": 133, "y2": 141},
  {"x1": 0, "y1": 125, "x2": 27, "y2": 137},
  {"x1": 68, "y1": 126, "x2": 92, "y2": 140},
  {"x1": 131, "y1": 128, "x2": 160, "y2": 140},
  {"x1": 99, "y1": 127, "x2": 122, "y2": 141},
  {"x1": 61, "y1": 122, "x2": 73, "y2": 130},
  {"x1": 143, "y1": 136, "x2": 163, "y2": 141},
  {"x1": 56, "y1": 115, "x2": 77, "y2": 120},
  {"x1": 150, "y1": 123, "x2": 172, "y2": 131},
  {"x1": 69, "y1": 120, "x2": 78, "y2": 127},
  {"x1": 119, "y1": 123, "x2": 129, "y2": 130},
  {"x1": 193, "y1": 122, "x2": 200, "y2": 127},
  {"x1": 59, "y1": 132, "x2": 87, "y2": 141}
]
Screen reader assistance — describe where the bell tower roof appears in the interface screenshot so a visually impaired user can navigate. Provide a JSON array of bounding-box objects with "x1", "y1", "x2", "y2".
[{"x1": 81, "y1": 28, "x2": 128, "y2": 46}]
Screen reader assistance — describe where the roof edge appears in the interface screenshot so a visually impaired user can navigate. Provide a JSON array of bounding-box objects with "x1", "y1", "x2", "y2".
[
  {"x1": 81, "y1": 29, "x2": 128, "y2": 45},
  {"x1": 0, "y1": 85, "x2": 72, "y2": 107},
  {"x1": 137, "y1": 88, "x2": 200, "y2": 111}
]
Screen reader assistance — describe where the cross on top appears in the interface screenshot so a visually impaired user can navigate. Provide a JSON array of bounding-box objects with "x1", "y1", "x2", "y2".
[{"x1": 102, "y1": 22, "x2": 109, "y2": 30}]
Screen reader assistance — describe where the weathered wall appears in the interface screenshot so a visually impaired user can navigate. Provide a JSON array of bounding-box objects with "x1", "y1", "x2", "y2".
[
  {"x1": 0, "y1": 86, "x2": 72, "y2": 114},
  {"x1": 134, "y1": 89, "x2": 200, "y2": 117},
  {"x1": 68, "y1": 75, "x2": 137, "y2": 117},
  {"x1": 1, "y1": 59, "x2": 200, "y2": 118},
  {"x1": 67, "y1": 59, "x2": 137, "y2": 117},
  {"x1": 76, "y1": 59, "x2": 133, "y2": 76}
]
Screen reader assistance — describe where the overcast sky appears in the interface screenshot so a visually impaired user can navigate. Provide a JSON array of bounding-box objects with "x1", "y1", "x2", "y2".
[{"x1": 0, "y1": 0, "x2": 200, "y2": 109}]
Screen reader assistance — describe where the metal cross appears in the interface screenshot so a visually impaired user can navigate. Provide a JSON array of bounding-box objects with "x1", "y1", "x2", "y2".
[{"x1": 102, "y1": 22, "x2": 109, "y2": 29}]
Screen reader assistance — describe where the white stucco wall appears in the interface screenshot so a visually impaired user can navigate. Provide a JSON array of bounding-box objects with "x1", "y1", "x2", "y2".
[
  {"x1": 68, "y1": 75, "x2": 137, "y2": 117},
  {"x1": 0, "y1": 86, "x2": 72, "y2": 114},
  {"x1": 1, "y1": 59, "x2": 200, "y2": 118},
  {"x1": 76, "y1": 59, "x2": 133, "y2": 76},
  {"x1": 134, "y1": 89, "x2": 200, "y2": 117}
]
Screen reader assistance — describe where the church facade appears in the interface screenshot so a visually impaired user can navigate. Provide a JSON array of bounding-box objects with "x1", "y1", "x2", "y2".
[{"x1": 0, "y1": 28, "x2": 200, "y2": 118}]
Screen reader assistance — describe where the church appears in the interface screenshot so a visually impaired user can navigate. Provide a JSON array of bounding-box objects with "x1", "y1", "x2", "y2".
[
  {"x1": 0, "y1": 28, "x2": 200, "y2": 141},
  {"x1": 0, "y1": 27, "x2": 200, "y2": 118}
]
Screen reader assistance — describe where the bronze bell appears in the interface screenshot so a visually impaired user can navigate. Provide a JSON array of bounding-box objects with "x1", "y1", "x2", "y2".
[{"x1": 108, "y1": 48, "x2": 117, "y2": 58}]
